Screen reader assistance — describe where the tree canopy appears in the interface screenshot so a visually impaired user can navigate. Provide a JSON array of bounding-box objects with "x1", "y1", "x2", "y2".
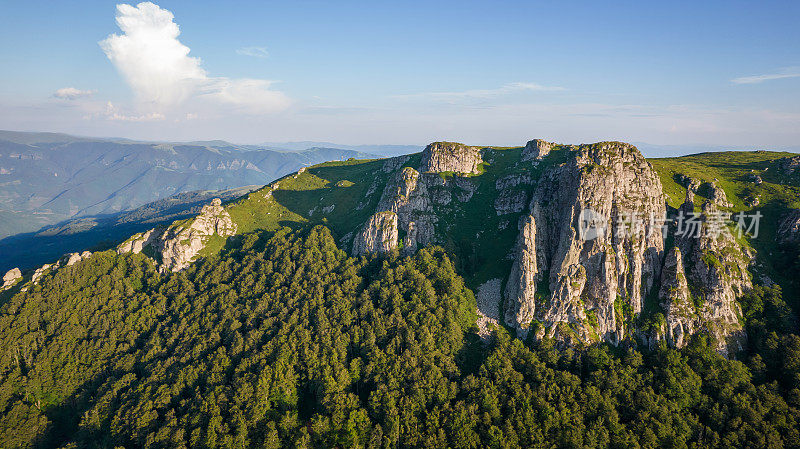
[{"x1": 0, "y1": 226, "x2": 799, "y2": 448}]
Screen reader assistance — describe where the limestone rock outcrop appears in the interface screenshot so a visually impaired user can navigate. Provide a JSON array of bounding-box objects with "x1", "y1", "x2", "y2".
[
  {"x1": 382, "y1": 155, "x2": 411, "y2": 173},
  {"x1": 60, "y1": 251, "x2": 92, "y2": 267},
  {"x1": 157, "y1": 198, "x2": 237, "y2": 272},
  {"x1": 10, "y1": 250, "x2": 93, "y2": 289},
  {"x1": 675, "y1": 174, "x2": 701, "y2": 192},
  {"x1": 494, "y1": 190, "x2": 528, "y2": 215},
  {"x1": 352, "y1": 211, "x2": 399, "y2": 256},
  {"x1": 703, "y1": 181, "x2": 733, "y2": 208},
  {"x1": 496, "y1": 173, "x2": 534, "y2": 190},
  {"x1": 504, "y1": 142, "x2": 666, "y2": 343},
  {"x1": 521, "y1": 139, "x2": 553, "y2": 162},
  {"x1": 358, "y1": 158, "x2": 480, "y2": 254},
  {"x1": 376, "y1": 167, "x2": 435, "y2": 253},
  {"x1": 658, "y1": 247, "x2": 695, "y2": 348},
  {"x1": 2, "y1": 268, "x2": 21, "y2": 290},
  {"x1": 117, "y1": 228, "x2": 161, "y2": 255},
  {"x1": 662, "y1": 200, "x2": 751, "y2": 355},
  {"x1": 117, "y1": 198, "x2": 237, "y2": 272},
  {"x1": 31, "y1": 264, "x2": 52, "y2": 283},
  {"x1": 338, "y1": 138, "x2": 757, "y2": 354},
  {"x1": 494, "y1": 173, "x2": 535, "y2": 216},
  {"x1": 419, "y1": 142, "x2": 482, "y2": 174}
]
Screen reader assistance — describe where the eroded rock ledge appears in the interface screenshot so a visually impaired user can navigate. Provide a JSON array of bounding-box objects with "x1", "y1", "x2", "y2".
[
  {"x1": 351, "y1": 147, "x2": 479, "y2": 255},
  {"x1": 2, "y1": 268, "x2": 22, "y2": 291},
  {"x1": 117, "y1": 198, "x2": 237, "y2": 272},
  {"x1": 352, "y1": 211, "x2": 398, "y2": 256},
  {"x1": 653, "y1": 200, "x2": 751, "y2": 355},
  {"x1": 521, "y1": 139, "x2": 553, "y2": 162},
  {"x1": 419, "y1": 142, "x2": 483, "y2": 174}
]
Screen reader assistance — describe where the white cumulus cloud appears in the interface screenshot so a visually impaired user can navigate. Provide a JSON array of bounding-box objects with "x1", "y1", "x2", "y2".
[
  {"x1": 54, "y1": 87, "x2": 96, "y2": 99},
  {"x1": 99, "y1": 2, "x2": 289, "y2": 113}
]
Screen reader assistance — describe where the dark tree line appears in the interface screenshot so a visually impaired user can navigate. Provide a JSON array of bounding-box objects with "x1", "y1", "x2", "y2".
[{"x1": 0, "y1": 226, "x2": 799, "y2": 448}]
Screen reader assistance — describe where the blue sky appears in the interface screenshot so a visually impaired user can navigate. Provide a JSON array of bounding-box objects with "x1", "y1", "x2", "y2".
[{"x1": 0, "y1": 0, "x2": 798, "y2": 148}]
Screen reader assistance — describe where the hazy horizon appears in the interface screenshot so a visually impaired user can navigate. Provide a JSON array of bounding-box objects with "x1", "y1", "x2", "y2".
[{"x1": 3, "y1": 128, "x2": 800, "y2": 160}]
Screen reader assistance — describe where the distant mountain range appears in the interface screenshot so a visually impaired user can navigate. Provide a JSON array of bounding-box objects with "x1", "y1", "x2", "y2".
[
  {"x1": 258, "y1": 141, "x2": 423, "y2": 157},
  {"x1": 0, "y1": 185, "x2": 259, "y2": 272},
  {"x1": 0, "y1": 130, "x2": 399, "y2": 239}
]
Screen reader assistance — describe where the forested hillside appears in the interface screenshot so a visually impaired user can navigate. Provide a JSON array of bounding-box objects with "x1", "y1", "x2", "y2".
[{"x1": 1, "y1": 226, "x2": 799, "y2": 448}]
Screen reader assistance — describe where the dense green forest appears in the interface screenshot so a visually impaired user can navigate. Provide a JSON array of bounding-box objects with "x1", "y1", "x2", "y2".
[{"x1": 1, "y1": 226, "x2": 799, "y2": 448}]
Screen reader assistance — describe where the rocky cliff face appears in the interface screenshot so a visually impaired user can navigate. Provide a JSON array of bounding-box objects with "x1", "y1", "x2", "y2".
[
  {"x1": 352, "y1": 211, "x2": 399, "y2": 256},
  {"x1": 347, "y1": 139, "x2": 756, "y2": 354},
  {"x1": 117, "y1": 198, "x2": 237, "y2": 272},
  {"x1": 658, "y1": 247, "x2": 695, "y2": 348},
  {"x1": 353, "y1": 151, "x2": 480, "y2": 255},
  {"x1": 3, "y1": 137, "x2": 761, "y2": 355},
  {"x1": 158, "y1": 199, "x2": 237, "y2": 272},
  {"x1": 375, "y1": 167, "x2": 434, "y2": 253},
  {"x1": 521, "y1": 139, "x2": 553, "y2": 162},
  {"x1": 494, "y1": 173, "x2": 535, "y2": 216},
  {"x1": 419, "y1": 142, "x2": 483, "y2": 174},
  {"x1": 658, "y1": 199, "x2": 751, "y2": 355},
  {"x1": 504, "y1": 142, "x2": 666, "y2": 343}
]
